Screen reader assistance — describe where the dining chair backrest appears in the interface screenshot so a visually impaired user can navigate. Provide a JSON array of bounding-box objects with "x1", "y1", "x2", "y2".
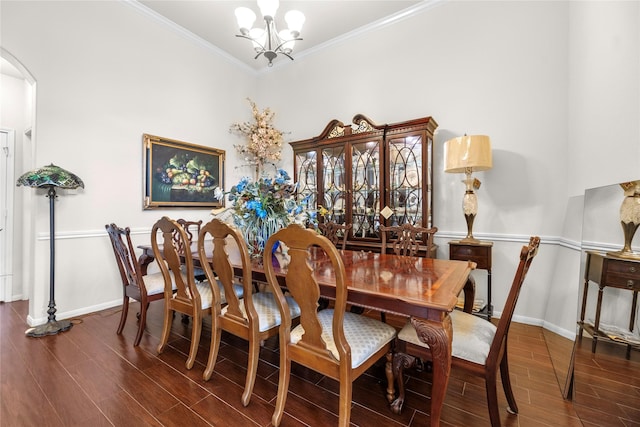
[
  {"x1": 106, "y1": 223, "x2": 144, "y2": 297},
  {"x1": 264, "y1": 223, "x2": 396, "y2": 427},
  {"x1": 153, "y1": 216, "x2": 213, "y2": 370},
  {"x1": 319, "y1": 221, "x2": 352, "y2": 250},
  {"x1": 197, "y1": 218, "x2": 299, "y2": 405},
  {"x1": 197, "y1": 218, "x2": 251, "y2": 328},
  {"x1": 173, "y1": 218, "x2": 202, "y2": 255},
  {"x1": 106, "y1": 222, "x2": 164, "y2": 346},
  {"x1": 380, "y1": 223, "x2": 438, "y2": 257},
  {"x1": 152, "y1": 217, "x2": 198, "y2": 305},
  {"x1": 485, "y1": 235, "x2": 540, "y2": 367}
]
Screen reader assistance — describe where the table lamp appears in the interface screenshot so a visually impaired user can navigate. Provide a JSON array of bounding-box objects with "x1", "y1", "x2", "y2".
[
  {"x1": 444, "y1": 135, "x2": 492, "y2": 243},
  {"x1": 17, "y1": 164, "x2": 84, "y2": 337},
  {"x1": 607, "y1": 180, "x2": 640, "y2": 260}
]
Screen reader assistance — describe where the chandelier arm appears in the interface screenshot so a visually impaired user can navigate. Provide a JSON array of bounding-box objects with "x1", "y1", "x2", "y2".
[
  {"x1": 273, "y1": 37, "x2": 303, "y2": 55},
  {"x1": 236, "y1": 34, "x2": 267, "y2": 51},
  {"x1": 279, "y1": 52, "x2": 294, "y2": 61}
]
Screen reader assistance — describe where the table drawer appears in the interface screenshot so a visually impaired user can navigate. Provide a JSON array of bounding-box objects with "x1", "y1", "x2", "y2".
[
  {"x1": 449, "y1": 245, "x2": 491, "y2": 269},
  {"x1": 603, "y1": 258, "x2": 640, "y2": 290},
  {"x1": 601, "y1": 273, "x2": 640, "y2": 290}
]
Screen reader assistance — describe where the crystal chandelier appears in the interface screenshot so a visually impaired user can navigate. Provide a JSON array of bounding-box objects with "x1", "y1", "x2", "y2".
[{"x1": 235, "y1": 0, "x2": 305, "y2": 67}]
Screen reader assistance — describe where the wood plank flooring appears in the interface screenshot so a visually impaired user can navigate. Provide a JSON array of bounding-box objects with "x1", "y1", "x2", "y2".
[{"x1": 0, "y1": 298, "x2": 628, "y2": 426}]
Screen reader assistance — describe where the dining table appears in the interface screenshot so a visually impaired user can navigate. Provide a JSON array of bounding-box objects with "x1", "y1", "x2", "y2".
[{"x1": 137, "y1": 241, "x2": 475, "y2": 427}]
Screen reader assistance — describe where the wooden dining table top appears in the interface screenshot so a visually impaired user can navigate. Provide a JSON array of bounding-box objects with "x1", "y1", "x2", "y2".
[{"x1": 190, "y1": 242, "x2": 475, "y2": 322}]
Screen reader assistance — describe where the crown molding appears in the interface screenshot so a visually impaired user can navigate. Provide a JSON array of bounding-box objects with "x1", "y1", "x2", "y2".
[
  {"x1": 122, "y1": 0, "x2": 446, "y2": 76},
  {"x1": 121, "y1": 0, "x2": 257, "y2": 75}
]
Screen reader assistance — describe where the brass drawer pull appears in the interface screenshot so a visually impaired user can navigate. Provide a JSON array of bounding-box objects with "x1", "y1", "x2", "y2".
[
  {"x1": 630, "y1": 266, "x2": 637, "y2": 273},
  {"x1": 627, "y1": 280, "x2": 635, "y2": 288}
]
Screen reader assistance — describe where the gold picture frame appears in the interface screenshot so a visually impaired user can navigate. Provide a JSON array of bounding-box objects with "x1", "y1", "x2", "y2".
[{"x1": 143, "y1": 133, "x2": 225, "y2": 209}]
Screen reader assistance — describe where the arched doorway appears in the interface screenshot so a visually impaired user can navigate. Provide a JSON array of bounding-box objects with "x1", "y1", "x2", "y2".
[{"x1": 0, "y1": 49, "x2": 37, "y2": 304}]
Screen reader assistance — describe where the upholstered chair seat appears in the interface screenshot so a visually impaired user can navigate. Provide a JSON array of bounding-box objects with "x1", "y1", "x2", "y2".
[
  {"x1": 291, "y1": 309, "x2": 396, "y2": 368},
  {"x1": 398, "y1": 309, "x2": 497, "y2": 365}
]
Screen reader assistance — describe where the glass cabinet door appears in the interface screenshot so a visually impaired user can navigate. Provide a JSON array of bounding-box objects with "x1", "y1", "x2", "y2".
[
  {"x1": 351, "y1": 139, "x2": 381, "y2": 239},
  {"x1": 387, "y1": 135, "x2": 424, "y2": 227},
  {"x1": 321, "y1": 146, "x2": 347, "y2": 225},
  {"x1": 294, "y1": 150, "x2": 317, "y2": 210}
]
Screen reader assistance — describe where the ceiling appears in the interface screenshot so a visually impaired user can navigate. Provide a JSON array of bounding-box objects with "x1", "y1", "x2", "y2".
[
  {"x1": 134, "y1": 0, "x2": 429, "y2": 72},
  {"x1": 1, "y1": 1, "x2": 435, "y2": 77}
]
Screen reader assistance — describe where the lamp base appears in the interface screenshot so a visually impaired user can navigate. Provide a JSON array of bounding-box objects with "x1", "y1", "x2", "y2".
[
  {"x1": 460, "y1": 236, "x2": 482, "y2": 244},
  {"x1": 25, "y1": 319, "x2": 73, "y2": 338},
  {"x1": 606, "y1": 250, "x2": 640, "y2": 261}
]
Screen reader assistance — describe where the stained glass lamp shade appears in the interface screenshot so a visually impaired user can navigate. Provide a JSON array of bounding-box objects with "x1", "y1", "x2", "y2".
[{"x1": 17, "y1": 164, "x2": 84, "y2": 337}]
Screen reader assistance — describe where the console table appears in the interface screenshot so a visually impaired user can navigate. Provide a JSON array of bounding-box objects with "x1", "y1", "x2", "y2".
[
  {"x1": 449, "y1": 240, "x2": 493, "y2": 320},
  {"x1": 578, "y1": 251, "x2": 640, "y2": 359}
]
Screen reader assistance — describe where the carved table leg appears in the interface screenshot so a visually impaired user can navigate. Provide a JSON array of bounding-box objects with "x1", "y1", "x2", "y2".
[{"x1": 411, "y1": 315, "x2": 453, "y2": 427}]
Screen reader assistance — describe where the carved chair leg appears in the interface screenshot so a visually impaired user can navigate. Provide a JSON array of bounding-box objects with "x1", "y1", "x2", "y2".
[
  {"x1": 136, "y1": 302, "x2": 150, "y2": 321},
  {"x1": 389, "y1": 352, "x2": 422, "y2": 414},
  {"x1": 385, "y1": 351, "x2": 394, "y2": 403},
  {"x1": 500, "y1": 351, "x2": 518, "y2": 414},
  {"x1": 116, "y1": 296, "x2": 129, "y2": 335},
  {"x1": 485, "y1": 374, "x2": 501, "y2": 427}
]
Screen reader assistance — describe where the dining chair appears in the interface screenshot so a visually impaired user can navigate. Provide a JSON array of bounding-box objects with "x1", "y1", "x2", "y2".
[
  {"x1": 174, "y1": 219, "x2": 205, "y2": 282},
  {"x1": 264, "y1": 224, "x2": 397, "y2": 427},
  {"x1": 106, "y1": 222, "x2": 176, "y2": 346},
  {"x1": 380, "y1": 223, "x2": 438, "y2": 257},
  {"x1": 152, "y1": 216, "x2": 215, "y2": 370},
  {"x1": 391, "y1": 236, "x2": 541, "y2": 426},
  {"x1": 316, "y1": 221, "x2": 352, "y2": 311},
  {"x1": 378, "y1": 223, "x2": 439, "y2": 321},
  {"x1": 318, "y1": 221, "x2": 352, "y2": 250},
  {"x1": 197, "y1": 219, "x2": 301, "y2": 405}
]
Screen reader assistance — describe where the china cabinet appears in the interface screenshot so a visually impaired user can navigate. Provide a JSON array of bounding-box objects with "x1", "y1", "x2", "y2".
[{"x1": 290, "y1": 114, "x2": 437, "y2": 252}]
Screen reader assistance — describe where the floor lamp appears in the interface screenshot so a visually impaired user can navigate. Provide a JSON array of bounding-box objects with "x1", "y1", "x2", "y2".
[{"x1": 17, "y1": 164, "x2": 84, "y2": 337}]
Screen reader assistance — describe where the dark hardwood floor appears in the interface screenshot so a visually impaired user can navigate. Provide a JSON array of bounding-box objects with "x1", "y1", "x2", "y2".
[{"x1": 2, "y1": 298, "x2": 632, "y2": 426}]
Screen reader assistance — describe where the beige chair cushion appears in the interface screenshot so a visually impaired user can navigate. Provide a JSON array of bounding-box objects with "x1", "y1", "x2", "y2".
[
  {"x1": 142, "y1": 272, "x2": 179, "y2": 296},
  {"x1": 398, "y1": 309, "x2": 497, "y2": 365},
  {"x1": 291, "y1": 309, "x2": 396, "y2": 369},
  {"x1": 194, "y1": 281, "x2": 213, "y2": 309},
  {"x1": 229, "y1": 292, "x2": 301, "y2": 332},
  {"x1": 217, "y1": 281, "x2": 244, "y2": 305}
]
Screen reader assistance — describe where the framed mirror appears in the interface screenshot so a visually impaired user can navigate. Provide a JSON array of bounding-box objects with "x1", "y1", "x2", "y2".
[{"x1": 568, "y1": 181, "x2": 640, "y2": 422}]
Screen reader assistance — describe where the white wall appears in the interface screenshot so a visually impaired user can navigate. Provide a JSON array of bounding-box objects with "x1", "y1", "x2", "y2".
[
  {"x1": 567, "y1": 1, "x2": 640, "y2": 196},
  {"x1": 1, "y1": 0, "x2": 257, "y2": 323},
  {"x1": 257, "y1": 1, "x2": 572, "y2": 329},
  {"x1": 1, "y1": 1, "x2": 639, "y2": 336}
]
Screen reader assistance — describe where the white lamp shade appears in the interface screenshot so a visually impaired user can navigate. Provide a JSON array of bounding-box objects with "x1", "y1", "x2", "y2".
[
  {"x1": 258, "y1": 0, "x2": 279, "y2": 18},
  {"x1": 235, "y1": 7, "x2": 256, "y2": 31},
  {"x1": 285, "y1": 10, "x2": 305, "y2": 33},
  {"x1": 444, "y1": 135, "x2": 493, "y2": 173},
  {"x1": 278, "y1": 30, "x2": 295, "y2": 52}
]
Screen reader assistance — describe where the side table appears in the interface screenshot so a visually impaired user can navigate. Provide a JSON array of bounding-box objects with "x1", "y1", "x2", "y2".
[
  {"x1": 578, "y1": 250, "x2": 640, "y2": 359},
  {"x1": 449, "y1": 240, "x2": 493, "y2": 320}
]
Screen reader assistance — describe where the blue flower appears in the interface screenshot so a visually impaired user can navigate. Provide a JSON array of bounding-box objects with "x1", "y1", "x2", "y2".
[{"x1": 213, "y1": 170, "x2": 318, "y2": 256}]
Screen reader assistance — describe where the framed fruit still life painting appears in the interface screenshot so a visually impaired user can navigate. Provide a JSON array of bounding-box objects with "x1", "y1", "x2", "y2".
[{"x1": 143, "y1": 133, "x2": 225, "y2": 209}]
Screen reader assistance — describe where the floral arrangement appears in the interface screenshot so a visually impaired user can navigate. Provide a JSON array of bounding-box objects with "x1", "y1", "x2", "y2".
[
  {"x1": 215, "y1": 168, "x2": 315, "y2": 256},
  {"x1": 229, "y1": 98, "x2": 285, "y2": 178}
]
